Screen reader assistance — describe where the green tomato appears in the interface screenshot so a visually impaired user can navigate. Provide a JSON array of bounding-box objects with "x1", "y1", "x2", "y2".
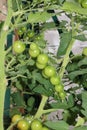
[
  {"x1": 13, "y1": 41, "x2": 25, "y2": 54},
  {"x1": 25, "y1": 115, "x2": 33, "y2": 124},
  {"x1": 81, "y1": 0, "x2": 87, "y2": 8},
  {"x1": 50, "y1": 75, "x2": 60, "y2": 85},
  {"x1": 31, "y1": 119, "x2": 42, "y2": 130},
  {"x1": 17, "y1": 119, "x2": 30, "y2": 130},
  {"x1": 17, "y1": 29, "x2": 23, "y2": 36},
  {"x1": 59, "y1": 91, "x2": 66, "y2": 100},
  {"x1": 12, "y1": 114, "x2": 21, "y2": 123},
  {"x1": 42, "y1": 126, "x2": 50, "y2": 130},
  {"x1": 30, "y1": 43, "x2": 38, "y2": 50},
  {"x1": 44, "y1": 66, "x2": 56, "y2": 78},
  {"x1": 21, "y1": 27, "x2": 27, "y2": 32},
  {"x1": 27, "y1": 31, "x2": 34, "y2": 38},
  {"x1": 42, "y1": 70, "x2": 49, "y2": 78},
  {"x1": 37, "y1": 54, "x2": 49, "y2": 65},
  {"x1": 29, "y1": 48, "x2": 40, "y2": 58},
  {"x1": 55, "y1": 84, "x2": 64, "y2": 93},
  {"x1": 82, "y1": 47, "x2": 87, "y2": 56},
  {"x1": 36, "y1": 62, "x2": 46, "y2": 69}
]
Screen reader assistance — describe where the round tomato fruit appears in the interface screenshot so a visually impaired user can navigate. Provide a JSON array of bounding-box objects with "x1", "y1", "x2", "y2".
[
  {"x1": 55, "y1": 84, "x2": 64, "y2": 93},
  {"x1": 44, "y1": 66, "x2": 56, "y2": 78},
  {"x1": 30, "y1": 43, "x2": 38, "y2": 50},
  {"x1": 31, "y1": 119, "x2": 42, "y2": 130},
  {"x1": 29, "y1": 48, "x2": 40, "y2": 58},
  {"x1": 12, "y1": 114, "x2": 21, "y2": 123},
  {"x1": 13, "y1": 41, "x2": 25, "y2": 54},
  {"x1": 36, "y1": 62, "x2": 46, "y2": 69},
  {"x1": 50, "y1": 75, "x2": 60, "y2": 85},
  {"x1": 17, "y1": 119, "x2": 30, "y2": 130},
  {"x1": 42, "y1": 126, "x2": 50, "y2": 130},
  {"x1": 59, "y1": 91, "x2": 66, "y2": 100},
  {"x1": 37, "y1": 54, "x2": 49, "y2": 65},
  {"x1": 81, "y1": 0, "x2": 87, "y2": 8}
]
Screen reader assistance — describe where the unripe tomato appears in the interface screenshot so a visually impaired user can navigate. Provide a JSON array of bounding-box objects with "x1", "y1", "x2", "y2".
[
  {"x1": 42, "y1": 70, "x2": 49, "y2": 78},
  {"x1": 37, "y1": 54, "x2": 49, "y2": 65},
  {"x1": 55, "y1": 84, "x2": 64, "y2": 93},
  {"x1": 36, "y1": 62, "x2": 46, "y2": 69},
  {"x1": 17, "y1": 119, "x2": 30, "y2": 130},
  {"x1": 59, "y1": 91, "x2": 66, "y2": 100},
  {"x1": 13, "y1": 41, "x2": 25, "y2": 54},
  {"x1": 27, "y1": 31, "x2": 34, "y2": 38},
  {"x1": 81, "y1": 0, "x2": 87, "y2": 8},
  {"x1": 43, "y1": 66, "x2": 56, "y2": 78},
  {"x1": 31, "y1": 119, "x2": 42, "y2": 130},
  {"x1": 29, "y1": 48, "x2": 40, "y2": 58},
  {"x1": 30, "y1": 43, "x2": 38, "y2": 50},
  {"x1": 12, "y1": 114, "x2": 21, "y2": 123},
  {"x1": 50, "y1": 75, "x2": 60, "y2": 85},
  {"x1": 82, "y1": 47, "x2": 87, "y2": 56},
  {"x1": 42, "y1": 126, "x2": 50, "y2": 130}
]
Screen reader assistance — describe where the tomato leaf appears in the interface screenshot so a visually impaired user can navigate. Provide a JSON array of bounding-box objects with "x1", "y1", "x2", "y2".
[
  {"x1": 73, "y1": 126, "x2": 87, "y2": 130},
  {"x1": 44, "y1": 120, "x2": 69, "y2": 130},
  {"x1": 57, "y1": 31, "x2": 72, "y2": 57}
]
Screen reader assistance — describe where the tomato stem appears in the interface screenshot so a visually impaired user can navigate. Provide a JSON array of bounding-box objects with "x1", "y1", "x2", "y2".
[
  {"x1": 34, "y1": 95, "x2": 48, "y2": 119},
  {"x1": 0, "y1": 0, "x2": 13, "y2": 130}
]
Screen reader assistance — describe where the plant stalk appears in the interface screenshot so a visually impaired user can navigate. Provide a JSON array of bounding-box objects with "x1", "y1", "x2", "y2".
[{"x1": 0, "y1": 0, "x2": 13, "y2": 129}]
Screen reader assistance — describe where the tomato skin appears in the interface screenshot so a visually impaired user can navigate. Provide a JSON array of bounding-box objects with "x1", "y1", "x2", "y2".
[
  {"x1": 82, "y1": 47, "x2": 87, "y2": 56},
  {"x1": 17, "y1": 119, "x2": 30, "y2": 130},
  {"x1": 55, "y1": 84, "x2": 64, "y2": 93},
  {"x1": 50, "y1": 75, "x2": 60, "y2": 85},
  {"x1": 44, "y1": 66, "x2": 56, "y2": 78},
  {"x1": 29, "y1": 48, "x2": 40, "y2": 58},
  {"x1": 42, "y1": 126, "x2": 50, "y2": 130},
  {"x1": 36, "y1": 62, "x2": 46, "y2": 69},
  {"x1": 13, "y1": 41, "x2": 25, "y2": 54},
  {"x1": 37, "y1": 54, "x2": 49, "y2": 65},
  {"x1": 81, "y1": 0, "x2": 87, "y2": 8},
  {"x1": 12, "y1": 114, "x2": 21, "y2": 123},
  {"x1": 30, "y1": 43, "x2": 38, "y2": 50},
  {"x1": 31, "y1": 119, "x2": 42, "y2": 130}
]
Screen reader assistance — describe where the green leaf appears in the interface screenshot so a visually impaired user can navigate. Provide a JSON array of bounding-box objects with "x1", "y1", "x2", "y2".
[
  {"x1": 73, "y1": 126, "x2": 87, "y2": 130},
  {"x1": 44, "y1": 120, "x2": 69, "y2": 130},
  {"x1": 68, "y1": 69, "x2": 87, "y2": 80},
  {"x1": 61, "y1": 2, "x2": 87, "y2": 15},
  {"x1": 78, "y1": 57, "x2": 87, "y2": 67},
  {"x1": 57, "y1": 31, "x2": 72, "y2": 57},
  {"x1": 28, "y1": 12, "x2": 53, "y2": 23},
  {"x1": 81, "y1": 92, "x2": 87, "y2": 117},
  {"x1": 11, "y1": 92, "x2": 26, "y2": 107},
  {"x1": 73, "y1": 34, "x2": 87, "y2": 41}
]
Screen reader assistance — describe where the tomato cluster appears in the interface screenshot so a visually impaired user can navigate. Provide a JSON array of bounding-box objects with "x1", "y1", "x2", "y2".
[
  {"x1": 12, "y1": 41, "x2": 66, "y2": 100},
  {"x1": 77, "y1": 0, "x2": 87, "y2": 8},
  {"x1": 29, "y1": 43, "x2": 66, "y2": 100},
  {"x1": 12, "y1": 115, "x2": 50, "y2": 130}
]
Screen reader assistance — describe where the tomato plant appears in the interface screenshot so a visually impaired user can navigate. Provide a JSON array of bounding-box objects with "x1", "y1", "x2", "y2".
[{"x1": 1, "y1": 0, "x2": 87, "y2": 130}]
